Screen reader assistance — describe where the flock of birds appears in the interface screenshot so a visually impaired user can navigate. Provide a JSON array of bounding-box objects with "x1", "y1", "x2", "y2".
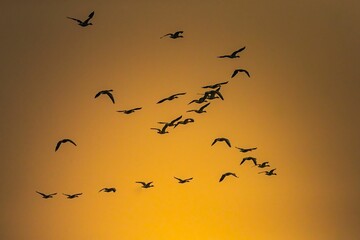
[{"x1": 36, "y1": 11, "x2": 277, "y2": 200}]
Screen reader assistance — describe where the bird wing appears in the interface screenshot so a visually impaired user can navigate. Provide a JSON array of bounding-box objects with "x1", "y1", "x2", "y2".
[
  {"x1": 36, "y1": 191, "x2": 46, "y2": 197},
  {"x1": 174, "y1": 31, "x2": 184, "y2": 35},
  {"x1": 225, "y1": 138, "x2": 231, "y2": 147},
  {"x1": 117, "y1": 110, "x2": 125, "y2": 113},
  {"x1": 106, "y1": 92, "x2": 115, "y2": 104},
  {"x1": 160, "y1": 33, "x2": 172, "y2": 39},
  {"x1": 132, "y1": 107, "x2": 142, "y2": 111},
  {"x1": 65, "y1": 139, "x2": 77, "y2": 146},
  {"x1": 199, "y1": 103, "x2": 210, "y2": 111},
  {"x1": 211, "y1": 139, "x2": 218, "y2": 146},
  {"x1": 185, "y1": 178, "x2": 193, "y2": 181},
  {"x1": 170, "y1": 115, "x2": 182, "y2": 125},
  {"x1": 174, "y1": 177, "x2": 182, "y2": 181},
  {"x1": 233, "y1": 47, "x2": 246, "y2": 55},
  {"x1": 161, "y1": 124, "x2": 169, "y2": 132},
  {"x1": 83, "y1": 11, "x2": 95, "y2": 24},
  {"x1": 136, "y1": 181, "x2": 146, "y2": 186},
  {"x1": 50, "y1": 193, "x2": 57, "y2": 196},
  {"x1": 174, "y1": 92, "x2": 186, "y2": 96},
  {"x1": 67, "y1": 17, "x2": 82, "y2": 23},
  {"x1": 215, "y1": 91, "x2": 224, "y2": 100},
  {"x1": 269, "y1": 169, "x2": 276, "y2": 174},
  {"x1": 231, "y1": 70, "x2": 239, "y2": 78},
  {"x1": 217, "y1": 55, "x2": 230, "y2": 58},
  {"x1": 242, "y1": 69, "x2": 250, "y2": 77},
  {"x1": 75, "y1": 193, "x2": 83, "y2": 196},
  {"x1": 251, "y1": 158, "x2": 257, "y2": 166},
  {"x1": 99, "y1": 188, "x2": 105, "y2": 192},
  {"x1": 219, "y1": 174, "x2": 226, "y2": 182},
  {"x1": 157, "y1": 97, "x2": 168, "y2": 104},
  {"x1": 240, "y1": 159, "x2": 246, "y2": 165},
  {"x1": 55, "y1": 141, "x2": 62, "y2": 151},
  {"x1": 95, "y1": 91, "x2": 102, "y2": 98}
]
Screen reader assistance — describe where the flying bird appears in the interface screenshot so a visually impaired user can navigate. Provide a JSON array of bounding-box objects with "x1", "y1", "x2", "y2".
[
  {"x1": 231, "y1": 69, "x2": 250, "y2": 78},
  {"x1": 219, "y1": 172, "x2": 238, "y2": 182},
  {"x1": 235, "y1": 147, "x2": 257, "y2": 153},
  {"x1": 67, "y1": 11, "x2": 95, "y2": 27},
  {"x1": 258, "y1": 169, "x2": 277, "y2": 176},
  {"x1": 174, "y1": 177, "x2": 193, "y2": 184},
  {"x1": 203, "y1": 88, "x2": 224, "y2": 100},
  {"x1": 157, "y1": 93, "x2": 186, "y2": 104},
  {"x1": 63, "y1": 193, "x2": 83, "y2": 199},
  {"x1": 202, "y1": 81, "x2": 229, "y2": 89},
  {"x1": 36, "y1": 191, "x2": 57, "y2": 199},
  {"x1": 99, "y1": 188, "x2": 116, "y2": 193},
  {"x1": 240, "y1": 157, "x2": 257, "y2": 166},
  {"x1": 218, "y1": 47, "x2": 246, "y2": 58},
  {"x1": 158, "y1": 115, "x2": 182, "y2": 127},
  {"x1": 211, "y1": 138, "x2": 231, "y2": 147},
  {"x1": 117, "y1": 107, "x2": 142, "y2": 114},
  {"x1": 188, "y1": 97, "x2": 208, "y2": 105},
  {"x1": 151, "y1": 124, "x2": 170, "y2": 134},
  {"x1": 174, "y1": 118, "x2": 195, "y2": 128},
  {"x1": 161, "y1": 31, "x2": 184, "y2": 39},
  {"x1": 55, "y1": 139, "x2": 77, "y2": 151},
  {"x1": 187, "y1": 102, "x2": 210, "y2": 114},
  {"x1": 136, "y1": 181, "x2": 154, "y2": 188},
  {"x1": 255, "y1": 162, "x2": 270, "y2": 168},
  {"x1": 95, "y1": 89, "x2": 115, "y2": 104}
]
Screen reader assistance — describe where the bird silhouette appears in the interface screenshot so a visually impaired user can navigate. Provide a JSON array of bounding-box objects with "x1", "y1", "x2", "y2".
[
  {"x1": 157, "y1": 93, "x2": 186, "y2": 104},
  {"x1": 174, "y1": 177, "x2": 193, "y2": 184},
  {"x1": 218, "y1": 47, "x2": 246, "y2": 58},
  {"x1": 255, "y1": 162, "x2": 270, "y2": 168},
  {"x1": 67, "y1": 11, "x2": 95, "y2": 27},
  {"x1": 240, "y1": 157, "x2": 257, "y2": 166},
  {"x1": 95, "y1": 89, "x2": 115, "y2": 104},
  {"x1": 63, "y1": 193, "x2": 83, "y2": 199},
  {"x1": 231, "y1": 69, "x2": 250, "y2": 78},
  {"x1": 174, "y1": 118, "x2": 195, "y2": 128},
  {"x1": 211, "y1": 138, "x2": 231, "y2": 147},
  {"x1": 202, "y1": 81, "x2": 229, "y2": 89},
  {"x1": 235, "y1": 147, "x2": 257, "y2": 153},
  {"x1": 99, "y1": 188, "x2": 116, "y2": 193},
  {"x1": 158, "y1": 115, "x2": 182, "y2": 127},
  {"x1": 117, "y1": 107, "x2": 142, "y2": 114},
  {"x1": 219, "y1": 172, "x2": 238, "y2": 182},
  {"x1": 187, "y1": 102, "x2": 210, "y2": 113},
  {"x1": 161, "y1": 31, "x2": 184, "y2": 39},
  {"x1": 188, "y1": 97, "x2": 208, "y2": 105},
  {"x1": 36, "y1": 191, "x2": 57, "y2": 199},
  {"x1": 55, "y1": 139, "x2": 77, "y2": 151},
  {"x1": 136, "y1": 181, "x2": 154, "y2": 188},
  {"x1": 151, "y1": 124, "x2": 170, "y2": 134},
  {"x1": 203, "y1": 88, "x2": 224, "y2": 100},
  {"x1": 258, "y1": 168, "x2": 277, "y2": 176}
]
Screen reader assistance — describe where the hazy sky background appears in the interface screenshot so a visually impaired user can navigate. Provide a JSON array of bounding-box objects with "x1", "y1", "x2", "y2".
[{"x1": 1, "y1": 1, "x2": 359, "y2": 239}]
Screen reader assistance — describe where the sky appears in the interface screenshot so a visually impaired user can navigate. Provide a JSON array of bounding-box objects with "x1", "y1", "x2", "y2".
[{"x1": 1, "y1": 0, "x2": 359, "y2": 239}]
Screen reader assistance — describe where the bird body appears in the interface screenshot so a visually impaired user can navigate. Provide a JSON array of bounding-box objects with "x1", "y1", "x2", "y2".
[
  {"x1": 99, "y1": 188, "x2": 116, "y2": 193},
  {"x1": 259, "y1": 168, "x2": 277, "y2": 176},
  {"x1": 95, "y1": 89, "x2": 115, "y2": 104},
  {"x1": 236, "y1": 147, "x2": 257, "y2": 153},
  {"x1": 174, "y1": 177, "x2": 193, "y2": 183},
  {"x1": 55, "y1": 139, "x2": 77, "y2": 151},
  {"x1": 157, "y1": 93, "x2": 186, "y2": 104},
  {"x1": 136, "y1": 181, "x2": 154, "y2": 188},
  {"x1": 151, "y1": 123, "x2": 170, "y2": 134},
  {"x1": 202, "y1": 81, "x2": 229, "y2": 89},
  {"x1": 211, "y1": 138, "x2": 231, "y2": 147},
  {"x1": 240, "y1": 157, "x2": 257, "y2": 166},
  {"x1": 218, "y1": 47, "x2": 246, "y2": 58},
  {"x1": 256, "y1": 162, "x2": 270, "y2": 168},
  {"x1": 187, "y1": 102, "x2": 210, "y2": 113},
  {"x1": 174, "y1": 118, "x2": 195, "y2": 128},
  {"x1": 219, "y1": 172, "x2": 238, "y2": 182},
  {"x1": 231, "y1": 69, "x2": 250, "y2": 78},
  {"x1": 63, "y1": 193, "x2": 83, "y2": 199},
  {"x1": 67, "y1": 11, "x2": 94, "y2": 27},
  {"x1": 117, "y1": 107, "x2": 142, "y2": 114},
  {"x1": 161, "y1": 31, "x2": 184, "y2": 39},
  {"x1": 36, "y1": 191, "x2": 57, "y2": 199}
]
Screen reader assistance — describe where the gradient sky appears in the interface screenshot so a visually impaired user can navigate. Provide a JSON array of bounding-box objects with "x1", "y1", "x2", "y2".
[{"x1": 1, "y1": 1, "x2": 359, "y2": 239}]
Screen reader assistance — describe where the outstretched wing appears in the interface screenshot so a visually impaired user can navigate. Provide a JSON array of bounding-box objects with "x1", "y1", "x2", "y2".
[
  {"x1": 99, "y1": 188, "x2": 105, "y2": 192},
  {"x1": 170, "y1": 115, "x2": 182, "y2": 125},
  {"x1": 65, "y1": 139, "x2": 77, "y2": 146},
  {"x1": 160, "y1": 33, "x2": 172, "y2": 39},
  {"x1": 55, "y1": 141, "x2": 62, "y2": 151},
  {"x1": 83, "y1": 11, "x2": 95, "y2": 24},
  {"x1": 136, "y1": 181, "x2": 146, "y2": 186},
  {"x1": 36, "y1": 191, "x2": 46, "y2": 197},
  {"x1": 199, "y1": 102, "x2": 210, "y2": 111},
  {"x1": 224, "y1": 138, "x2": 231, "y2": 147},
  {"x1": 95, "y1": 91, "x2": 102, "y2": 98},
  {"x1": 211, "y1": 138, "x2": 218, "y2": 146},
  {"x1": 157, "y1": 97, "x2": 169, "y2": 104},
  {"x1": 67, "y1": 17, "x2": 82, "y2": 23},
  {"x1": 219, "y1": 174, "x2": 227, "y2": 182},
  {"x1": 232, "y1": 47, "x2": 246, "y2": 55},
  {"x1": 105, "y1": 92, "x2": 115, "y2": 104}
]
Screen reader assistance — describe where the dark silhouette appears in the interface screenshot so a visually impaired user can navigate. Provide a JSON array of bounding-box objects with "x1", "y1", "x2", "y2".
[
  {"x1": 204, "y1": 88, "x2": 224, "y2": 100},
  {"x1": 240, "y1": 157, "x2": 257, "y2": 166},
  {"x1": 157, "y1": 93, "x2": 186, "y2": 104},
  {"x1": 188, "y1": 97, "x2": 208, "y2": 105},
  {"x1": 117, "y1": 107, "x2": 142, "y2": 114},
  {"x1": 174, "y1": 118, "x2": 195, "y2": 128},
  {"x1": 258, "y1": 168, "x2": 277, "y2": 176},
  {"x1": 36, "y1": 191, "x2": 57, "y2": 199},
  {"x1": 136, "y1": 181, "x2": 154, "y2": 188},
  {"x1": 161, "y1": 31, "x2": 184, "y2": 39},
  {"x1": 235, "y1": 147, "x2": 257, "y2": 153},
  {"x1": 174, "y1": 177, "x2": 193, "y2": 183},
  {"x1": 211, "y1": 138, "x2": 231, "y2": 147},
  {"x1": 231, "y1": 69, "x2": 250, "y2": 78},
  {"x1": 219, "y1": 172, "x2": 238, "y2": 182},
  {"x1": 55, "y1": 139, "x2": 77, "y2": 151},
  {"x1": 218, "y1": 47, "x2": 246, "y2": 58},
  {"x1": 187, "y1": 102, "x2": 210, "y2": 113},
  {"x1": 99, "y1": 188, "x2": 116, "y2": 193},
  {"x1": 95, "y1": 89, "x2": 115, "y2": 104},
  {"x1": 63, "y1": 193, "x2": 83, "y2": 199},
  {"x1": 255, "y1": 162, "x2": 270, "y2": 168},
  {"x1": 67, "y1": 11, "x2": 95, "y2": 27},
  {"x1": 151, "y1": 124, "x2": 170, "y2": 134},
  {"x1": 158, "y1": 115, "x2": 182, "y2": 127},
  {"x1": 202, "y1": 81, "x2": 229, "y2": 89}
]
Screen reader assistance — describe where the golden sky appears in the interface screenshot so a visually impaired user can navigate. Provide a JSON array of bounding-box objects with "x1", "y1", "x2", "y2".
[{"x1": 1, "y1": 1, "x2": 359, "y2": 239}]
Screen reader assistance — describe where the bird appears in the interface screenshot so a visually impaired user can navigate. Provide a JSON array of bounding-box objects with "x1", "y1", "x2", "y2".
[
  {"x1": 63, "y1": 193, "x2": 83, "y2": 199},
  {"x1": 219, "y1": 172, "x2": 238, "y2": 182},
  {"x1": 174, "y1": 118, "x2": 195, "y2": 128},
  {"x1": 203, "y1": 88, "x2": 224, "y2": 100},
  {"x1": 188, "y1": 97, "x2": 208, "y2": 105},
  {"x1": 187, "y1": 102, "x2": 210, "y2": 113},
  {"x1": 231, "y1": 69, "x2": 250, "y2": 78},
  {"x1": 174, "y1": 177, "x2": 193, "y2": 184},
  {"x1": 67, "y1": 11, "x2": 95, "y2": 27},
  {"x1": 157, "y1": 93, "x2": 186, "y2": 104},
  {"x1": 161, "y1": 31, "x2": 184, "y2": 39},
  {"x1": 158, "y1": 115, "x2": 182, "y2": 127},
  {"x1": 218, "y1": 47, "x2": 246, "y2": 58},
  {"x1": 211, "y1": 138, "x2": 231, "y2": 147},
  {"x1": 240, "y1": 157, "x2": 257, "y2": 166},
  {"x1": 255, "y1": 162, "x2": 270, "y2": 168},
  {"x1": 258, "y1": 168, "x2": 277, "y2": 176},
  {"x1": 99, "y1": 188, "x2": 116, "y2": 193},
  {"x1": 95, "y1": 89, "x2": 115, "y2": 104},
  {"x1": 36, "y1": 191, "x2": 57, "y2": 199},
  {"x1": 235, "y1": 147, "x2": 257, "y2": 153},
  {"x1": 202, "y1": 81, "x2": 229, "y2": 89},
  {"x1": 136, "y1": 181, "x2": 154, "y2": 188},
  {"x1": 151, "y1": 124, "x2": 170, "y2": 134},
  {"x1": 55, "y1": 139, "x2": 77, "y2": 151},
  {"x1": 117, "y1": 107, "x2": 142, "y2": 114}
]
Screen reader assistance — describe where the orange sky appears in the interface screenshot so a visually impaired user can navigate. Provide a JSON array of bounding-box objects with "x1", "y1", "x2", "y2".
[{"x1": 1, "y1": 1, "x2": 359, "y2": 239}]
